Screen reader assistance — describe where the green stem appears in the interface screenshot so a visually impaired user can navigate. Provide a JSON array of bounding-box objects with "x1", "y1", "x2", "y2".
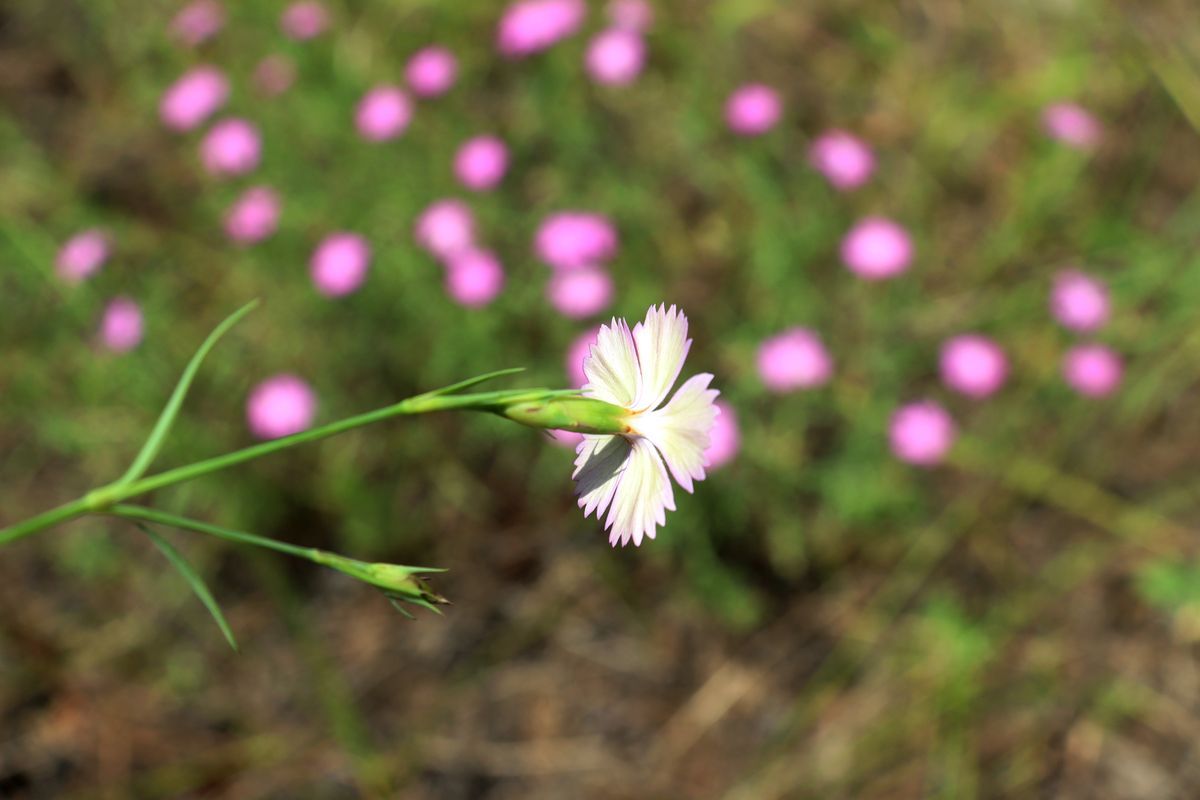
[
  {"x1": 0, "y1": 497, "x2": 91, "y2": 547},
  {"x1": 102, "y1": 388, "x2": 562, "y2": 501},
  {"x1": 0, "y1": 385, "x2": 575, "y2": 547},
  {"x1": 108, "y1": 504, "x2": 319, "y2": 562},
  {"x1": 107, "y1": 505, "x2": 446, "y2": 607}
]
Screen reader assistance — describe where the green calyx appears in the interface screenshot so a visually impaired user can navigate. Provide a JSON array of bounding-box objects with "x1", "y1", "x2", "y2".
[
  {"x1": 312, "y1": 551, "x2": 450, "y2": 614},
  {"x1": 499, "y1": 396, "x2": 631, "y2": 436}
]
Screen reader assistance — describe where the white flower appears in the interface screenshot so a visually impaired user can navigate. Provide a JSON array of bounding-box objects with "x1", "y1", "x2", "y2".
[{"x1": 573, "y1": 304, "x2": 720, "y2": 547}]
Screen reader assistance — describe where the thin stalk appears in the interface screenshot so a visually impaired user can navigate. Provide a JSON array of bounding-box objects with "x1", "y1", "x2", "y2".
[
  {"x1": 0, "y1": 497, "x2": 91, "y2": 547},
  {"x1": 108, "y1": 504, "x2": 319, "y2": 562},
  {"x1": 0, "y1": 386, "x2": 577, "y2": 546},
  {"x1": 92, "y1": 388, "x2": 568, "y2": 504},
  {"x1": 108, "y1": 505, "x2": 446, "y2": 608}
]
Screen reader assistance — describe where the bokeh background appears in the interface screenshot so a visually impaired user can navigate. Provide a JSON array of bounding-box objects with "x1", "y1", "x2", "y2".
[{"x1": 4, "y1": 1, "x2": 1200, "y2": 797}]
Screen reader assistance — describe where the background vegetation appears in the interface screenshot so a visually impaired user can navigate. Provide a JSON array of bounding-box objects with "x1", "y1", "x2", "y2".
[{"x1": 3, "y1": 1, "x2": 1200, "y2": 797}]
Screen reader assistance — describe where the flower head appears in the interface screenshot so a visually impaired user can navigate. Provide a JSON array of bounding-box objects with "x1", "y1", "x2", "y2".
[
  {"x1": 254, "y1": 55, "x2": 296, "y2": 96},
  {"x1": 889, "y1": 401, "x2": 955, "y2": 466},
  {"x1": 445, "y1": 248, "x2": 505, "y2": 308},
  {"x1": 497, "y1": 0, "x2": 586, "y2": 58},
  {"x1": 415, "y1": 199, "x2": 475, "y2": 260},
  {"x1": 356, "y1": 86, "x2": 412, "y2": 141},
  {"x1": 1051, "y1": 269, "x2": 1109, "y2": 332},
  {"x1": 406, "y1": 46, "x2": 458, "y2": 97},
  {"x1": 608, "y1": 0, "x2": 653, "y2": 31},
  {"x1": 1043, "y1": 102, "x2": 1101, "y2": 150},
  {"x1": 311, "y1": 232, "x2": 371, "y2": 297},
  {"x1": 565, "y1": 326, "x2": 602, "y2": 387},
  {"x1": 1063, "y1": 344, "x2": 1121, "y2": 397},
  {"x1": 940, "y1": 334, "x2": 1007, "y2": 398},
  {"x1": 281, "y1": 1, "x2": 329, "y2": 40},
  {"x1": 757, "y1": 327, "x2": 833, "y2": 392},
  {"x1": 160, "y1": 66, "x2": 229, "y2": 131},
  {"x1": 224, "y1": 186, "x2": 281, "y2": 244},
  {"x1": 705, "y1": 400, "x2": 740, "y2": 469},
  {"x1": 171, "y1": 0, "x2": 224, "y2": 46},
  {"x1": 99, "y1": 297, "x2": 144, "y2": 353},
  {"x1": 56, "y1": 229, "x2": 109, "y2": 283},
  {"x1": 547, "y1": 268, "x2": 614, "y2": 318},
  {"x1": 535, "y1": 211, "x2": 618, "y2": 270},
  {"x1": 455, "y1": 136, "x2": 509, "y2": 191},
  {"x1": 247, "y1": 375, "x2": 317, "y2": 439},
  {"x1": 201, "y1": 118, "x2": 261, "y2": 177},
  {"x1": 725, "y1": 84, "x2": 781, "y2": 136},
  {"x1": 572, "y1": 305, "x2": 719, "y2": 547},
  {"x1": 585, "y1": 28, "x2": 646, "y2": 86},
  {"x1": 841, "y1": 216, "x2": 913, "y2": 280},
  {"x1": 809, "y1": 130, "x2": 875, "y2": 191}
]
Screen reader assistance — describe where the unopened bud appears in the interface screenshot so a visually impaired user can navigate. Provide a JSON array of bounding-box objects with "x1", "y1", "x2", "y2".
[{"x1": 312, "y1": 551, "x2": 449, "y2": 613}]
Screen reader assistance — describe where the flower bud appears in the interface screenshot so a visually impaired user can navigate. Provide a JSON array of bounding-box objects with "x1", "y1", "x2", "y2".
[{"x1": 312, "y1": 551, "x2": 449, "y2": 613}]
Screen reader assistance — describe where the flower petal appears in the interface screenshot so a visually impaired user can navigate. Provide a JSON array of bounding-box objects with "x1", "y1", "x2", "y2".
[
  {"x1": 604, "y1": 437, "x2": 675, "y2": 547},
  {"x1": 573, "y1": 434, "x2": 631, "y2": 521},
  {"x1": 635, "y1": 373, "x2": 719, "y2": 493},
  {"x1": 582, "y1": 317, "x2": 641, "y2": 408},
  {"x1": 632, "y1": 303, "x2": 691, "y2": 411}
]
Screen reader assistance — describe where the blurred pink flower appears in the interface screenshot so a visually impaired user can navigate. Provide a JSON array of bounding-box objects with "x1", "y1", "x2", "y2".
[
  {"x1": 1051, "y1": 270, "x2": 1109, "y2": 332},
  {"x1": 565, "y1": 326, "x2": 601, "y2": 387},
  {"x1": 1063, "y1": 344, "x2": 1122, "y2": 397},
  {"x1": 254, "y1": 55, "x2": 296, "y2": 97},
  {"x1": 889, "y1": 401, "x2": 955, "y2": 466},
  {"x1": 406, "y1": 46, "x2": 458, "y2": 98},
  {"x1": 311, "y1": 232, "x2": 371, "y2": 297},
  {"x1": 99, "y1": 297, "x2": 144, "y2": 353},
  {"x1": 224, "y1": 186, "x2": 281, "y2": 244},
  {"x1": 56, "y1": 229, "x2": 109, "y2": 283},
  {"x1": 200, "y1": 118, "x2": 261, "y2": 177},
  {"x1": 496, "y1": 0, "x2": 586, "y2": 58},
  {"x1": 809, "y1": 130, "x2": 875, "y2": 191},
  {"x1": 756, "y1": 327, "x2": 833, "y2": 392},
  {"x1": 247, "y1": 375, "x2": 317, "y2": 440},
  {"x1": 548, "y1": 428, "x2": 585, "y2": 448},
  {"x1": 160, "y1": 66, "x2": 229, "y2": 131},
  {"x1": 1043, "y1": 102, "x2": 1101, "y2": 150},
  {"x1": 585, "y1": 29, "x2": 645, "y2": 86},
  {"x1": 281, "y1": 1, "x2": 329, "y2": 40},
  {"x1": 171, "y1": 0, "x2": 224, "y2": 46},
  {"x1": 607, "y1": 0, "x2": 652, "y2": 30},
  {"x1": 454, "y1": 136, "x2": 509, "y2": 191},
  {"x1": 535, "y1": 212, "x2": 618, "y2": 270},
  {"x1": 445, "y1": 249, "x2": 505, "y2": 308},
  {"x1": 547, "y1": 268, "x2": 614, "y2": 318},
  {"x1": 725, "y1": 84, "x2": 781, "y2": 136},
  {"x1": 940, "y1": 334, "x2": 1008, "y2": 398},
  {"x1": 705, "y1": 401, "x2": 740, "y2": 469},
  {"x1": 840, "y1": 216, "x2": 913, "y2": 280},
  {"x1": 415, "y1": 199, "x2": 475, "y2": 260},
  {"x1": 355, "y1": 86, "x2": 412, "y2": 142}
]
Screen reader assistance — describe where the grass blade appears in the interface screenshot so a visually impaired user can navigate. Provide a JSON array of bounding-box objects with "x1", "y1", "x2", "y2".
[
  {"x1": 139, "y1": 523, "x2": 239, "y2": 652},
  {"x1": 117, "y1": 299, "x2": 260, "y2": 485},
  {"x1": 419, "y1": 367, "x2": 526, "y2": 398}
]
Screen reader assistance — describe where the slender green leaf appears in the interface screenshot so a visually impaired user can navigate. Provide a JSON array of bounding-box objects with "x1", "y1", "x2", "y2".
[
  {"x1": 139, "y1": 524, "x2": 239, "y2": 652},
  {"x1": 117, "y1": 299, "x2": 260, "y2": 485},
  {"x1": 419, "y1": 367, "x2": 526, "y2": 398}
]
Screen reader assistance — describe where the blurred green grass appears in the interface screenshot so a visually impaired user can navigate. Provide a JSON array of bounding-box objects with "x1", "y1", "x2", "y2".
[{"x1": 3, "y1": 0, "x2": 1200, "y2": 797}]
